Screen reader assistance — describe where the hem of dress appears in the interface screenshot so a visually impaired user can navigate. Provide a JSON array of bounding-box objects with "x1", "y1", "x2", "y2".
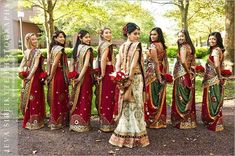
[
  {"x1": 109, "y1": 132, "x2": 150, "y2": 148},
  {"x1": 24, "y1": 122, "x2": 44, "y2": 130},
  {"x1": 69, "y1": 125, "x2": 90, "y2": 132},
  {"x1": 100, "y1": 124, "x2": 116, "y2": 132}
]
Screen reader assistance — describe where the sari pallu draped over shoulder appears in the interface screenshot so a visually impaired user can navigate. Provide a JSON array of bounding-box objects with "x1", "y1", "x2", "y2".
[
  {"x1": 109, "y1": 41, "x2": 149, "y2": 148},
  {"x1": 69, "y1": 44, "x2": 94, "y2": 132},
  {"x1": 171, "y1": 44, "x2": 197, "y2": 129},
  {"x1": 96, "y1": 41, "x2": 116, "y2": 132},
  {"x1": 20, "y1": 49, "x2": 46, "y2": 130},
  {"x1": 201, "y1": 47, "x2": 224, "y2": 132},
  {"x1": 144, "y1": 42, "x2": 168, "y2": 128},
  {"x1": 48, "y1": 45, "x2": 69, "y2": 130}
]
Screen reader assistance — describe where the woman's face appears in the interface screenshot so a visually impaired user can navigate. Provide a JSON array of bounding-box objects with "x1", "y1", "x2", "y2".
[
  {"x1": 128, "y1": 29, "x2": 140, "y2": 42},
  {"x1": 150, "y1": 30, "x2": 158, "y2": 42},
  {"x1": 55, "y1": 33, "x2": 65, "y2": 45},
  {"x1": 208, "y1": 35, "x2": 217, "y2": 47},
  {"x1": 81, "y1": 33, "x2": 91, "y2": 45},
  {"x1": 102, "y1": 29, "x2": 112, "y2": 41},
  {"x1": 177, "y1": 32, "x2": 186, "y2": 44},
  {"x1": 30, "y1": 35, "x2": 38, "y2": 48}
]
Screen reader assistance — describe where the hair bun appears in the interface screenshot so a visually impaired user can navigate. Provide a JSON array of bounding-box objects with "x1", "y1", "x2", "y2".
[
  {"x1": 122, "y1": 22, "x2": 140, "y2": 37},
  {"x1": 122, "y1": 25, "x2": 128, "y2": 36}
]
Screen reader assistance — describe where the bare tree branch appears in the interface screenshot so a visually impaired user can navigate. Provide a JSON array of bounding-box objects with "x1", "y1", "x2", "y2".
[
  {"x1": 52, "y1": 0, "x2": 58, "y2": 10},
  {"x1": 66, "y1": 0, "x2": 74, "y2": 6},
  {"x1": 30, "y1": 0, "x2": 47, "y2": 11},
  {"x1": 149, "y1": 0, "x2": 182, "y2": 8},
  {"x1": 54, "y1": 11, "x2": 74, "y2": 21},
  {"x1": 37, "y1": 0, "x2": 43, "y2": 6}
]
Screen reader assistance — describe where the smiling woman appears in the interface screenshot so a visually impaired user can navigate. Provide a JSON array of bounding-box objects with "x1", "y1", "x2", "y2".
[
  {"x1": 201, "y1": 32, "x2": 226, "y2": 132},
  {"x1": 19, "y1": 32, "x2": 46, "y2": 130},
  {"x1": 47, "y1": 30, "x2": 70, "y2": 130},
  {"x1": 171, "y1": 29, "x2": 197, "y2": 129},
  {"x1": 95, "y1": 27, "x2": 116, "y2": 132},
  {"x1": 69, "y1": 29, "x2": 94, "y2": 133}
]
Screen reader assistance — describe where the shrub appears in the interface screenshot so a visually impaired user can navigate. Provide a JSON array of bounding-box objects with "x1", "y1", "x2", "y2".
[
  {"x1": 17, "y1": 54, "x2": 24, "y2": 63},
  {"x1": 195, "y1": 47, "x2": 208, "y2": 59},
  {"x1": 166, "y1": 46, "x2": 208, "y2": 59},
  {"x1": 7, "y1": 49, "x2": 22, "y2": 56},
  {"x1": 166, "y1": 46, "x2": 177, "y2": 58}
]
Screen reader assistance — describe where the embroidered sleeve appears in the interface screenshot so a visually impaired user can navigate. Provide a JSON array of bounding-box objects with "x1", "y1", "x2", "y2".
[
  {"x1": 149, "y1": 44, "x2": 156, "y2": 51},
  {"x1": 180, "y1": 46, "x2": 186, "y2": 54},
  {"x1": 211, "y1": 49, "x2": 220, "y2": 57}
]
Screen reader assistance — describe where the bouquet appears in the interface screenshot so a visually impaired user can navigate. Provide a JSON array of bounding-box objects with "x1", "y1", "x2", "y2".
[
  {"x1": 93, "y1": 68, "x2": 101, "y2": 79},
  {"x1": 195, "y1": 65, "x2": 205, "y2": 73},
  {"x1": 68, "y1": 71, "x2": 79, "y2": 87},
  {"x1": 110, "y1": 71, "x2": 129, "y2": 93},
  {"x1": 68, "y1": 71, "x2": 79, "y2": 79},
  {"x1": 110, "y1": 70, "x2": 128, "y2": 81},
  {"x1": 164, "y1": 73, "x2": 173, "y2": 84},
  {"x1": 221, "y1": 69, "x2": 232, "y2": 77},
  {"x1": 39, "y1": 72, "x2": 48, "y2": 82},
  {"x1": 18, "y1": 71, "x2": 29, "y2": 80}
]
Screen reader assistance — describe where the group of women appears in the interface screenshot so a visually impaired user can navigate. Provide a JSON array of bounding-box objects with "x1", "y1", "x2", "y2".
[{"x1": 19, "y1": 22, "x2": 226, "y2": 148}]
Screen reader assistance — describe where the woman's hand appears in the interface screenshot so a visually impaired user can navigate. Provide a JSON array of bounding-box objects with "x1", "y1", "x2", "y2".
[
  {"x1": 124, "y1": 78, "x2": 132, "y2": 88},
  {"x1": 157, "y1": 74, "x2": 164, "y2": 84},
  {"x1": 47, "y1": 75, "x2": 53, "y2": 83},
  {"x1": 219, "y1": 76, "x2": 226, "y2": 85},
  {"x1": 74, "y1": 77, "x2": 81, "y2": 84},
  {"x1": 159, "y1": 77, "x2": 164, "y2": 84},
  {"x1": 189, "y1": 71, "x2": 195, "y2": 80},
  {"x1": 97, "y1": 76, "x2": 104, "y2": 82},
  {"x1": 25, "y1": 76, "x2": 31, "y2": 82}
]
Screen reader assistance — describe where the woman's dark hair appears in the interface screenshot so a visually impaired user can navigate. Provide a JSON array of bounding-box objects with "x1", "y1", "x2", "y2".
[
  {"x1": 207, "y1": 32, "x2": 225, "y2": 53},
  {"x1": 149, "y1": 27, "x2": 167, "y2": 50},
  {"x1": 122, "y1": 22, "x2": 140, "y2": 37},
  {"x1": 72, "y1": 29, "x2": 89, "y2": 59},
  {"x1": 49, "y1": 30, "x2": 66, "y2": 53},
  {"x1": 177, "y1": 29, "x2": 195, "y2": 55}
]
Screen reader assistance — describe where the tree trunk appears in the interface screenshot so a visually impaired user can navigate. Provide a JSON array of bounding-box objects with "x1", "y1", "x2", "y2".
[
  {"x1": 224, "y1": 0, "x2": 234, "y2": 74},
  {"x1": 199, "y1": 36, "x2": 202, "y2": 47},
  {"x1": 179, "y1": 0, "x2": 189, "y2": 30},
  {"x1": 184, "y1": 0, "x2": 189, "y2": 30},
  {"x1": 43, "y1": 9, "x2": 50, "y2": 50},
  {"x1": 47, "y1": 0, "x2": 55, "y2": 44}
]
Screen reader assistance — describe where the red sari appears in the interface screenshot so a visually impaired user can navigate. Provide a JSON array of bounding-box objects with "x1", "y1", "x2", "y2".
[
  {"x1": 144, "y1": 42, "x2": 168, "y2": 128},
  {"x1": 70, "y1": 44, "x2": 93, "y2": 132},
  {"x1": 97, "y1": 41, "x2": 116, "y2": 132},
  {"x1": 48, "y1": 45, "x2": 69, "y2": 130},
  {"x1": 202, "y1": 47, "x2": 224, "y2": 131},
  {"x1": 20, "y1": 49, "x2": 45, "y2": 130},
  {"x1": 171, "y1": 44, "x2": 197, "y2": 129}
]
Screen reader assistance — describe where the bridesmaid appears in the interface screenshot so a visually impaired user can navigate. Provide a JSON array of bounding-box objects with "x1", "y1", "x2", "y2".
[
  {"x1": 19, "y1": 33, "x2": 45, "y2": 129},
  {"x1": 171, "y1": 29, "x2": 197, "y2": 129},
  {"x1": 47, "y1": 30, "x2": 69, "y2": 130},
  {"x1": 201, "y1": 32, "x2": 225, "y2": 131},
  {"x1": 69, "y1": 30, "x2": 94, "y2": 132},
  {"x1": 96, "y1": 27, "x2": 116, "y2": 132},
  {"x1": 144, "y1": 27, "x2": 169, "y2": 128}
]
